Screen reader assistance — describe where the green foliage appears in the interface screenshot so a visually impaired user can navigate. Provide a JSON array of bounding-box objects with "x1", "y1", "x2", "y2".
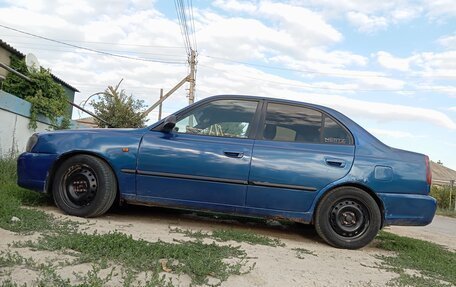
[
  {"x1": 20, "y1": 231, "x2": 250, "y2": 285},
  {"x1": 169, "y1": 226, "x2": 285, "y2": 247},
  {"x1": 430, "y1": 185, "x2": 455, "y2": 210},
  {"x1": 91, "y1": 80, "x2": 147, "y2": 128},
  {"x1": 0, "y1": 159, "x2": 55, "y2": 233},
  {"x1": 436, "y1": 209, "x2": 456, "y2": 218},
  {"x1": 2, "y1": 56, "x2": 70, "y2": 130},
  {"x1": 212, "y1": 228, "x2": 285, "y2": 247},
  {"x1": 376, "y1": 231, "x2": 456, "y2": 286}
]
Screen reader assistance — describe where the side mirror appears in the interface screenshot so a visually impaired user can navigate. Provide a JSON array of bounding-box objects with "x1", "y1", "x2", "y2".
[{"x1": 160, "y1": 115, "x2": 176, "y2": 133}]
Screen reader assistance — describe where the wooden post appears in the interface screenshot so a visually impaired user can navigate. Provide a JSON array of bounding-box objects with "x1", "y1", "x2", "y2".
[{"x1": 158, "y1": 88, "x2": 163, "y2": 120}]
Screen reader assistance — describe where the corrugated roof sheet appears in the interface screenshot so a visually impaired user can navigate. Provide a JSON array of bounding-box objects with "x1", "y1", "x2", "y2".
[
  {"x1": 431, "y1": 161, "x2": 456, "y2": 185},
  {"x1": 0, "y1": 39, "x2": 79, "y2": 92}
]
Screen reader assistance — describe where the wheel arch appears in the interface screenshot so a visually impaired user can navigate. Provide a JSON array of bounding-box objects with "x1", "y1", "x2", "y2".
[
  {"x1": 312, "y1": 183, "x2": 385, "y2": 228},
  {"x1": 45, "y1": 151, "x2": 120, "y2": 203}
]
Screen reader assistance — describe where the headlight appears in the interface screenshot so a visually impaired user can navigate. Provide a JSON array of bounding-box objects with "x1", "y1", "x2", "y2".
[{"x1": 26, "y1": 133, "x2": 39, "y2": 152}]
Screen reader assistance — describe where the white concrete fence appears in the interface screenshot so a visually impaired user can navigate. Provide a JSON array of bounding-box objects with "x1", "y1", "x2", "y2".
[{"x1": 0, "y1": 90, "x2": 88, "y2": 157}]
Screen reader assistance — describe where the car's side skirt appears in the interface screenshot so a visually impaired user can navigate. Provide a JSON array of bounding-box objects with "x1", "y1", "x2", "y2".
[{"x1": 126, "y1": 195, "x2": 313, "y2": 224}]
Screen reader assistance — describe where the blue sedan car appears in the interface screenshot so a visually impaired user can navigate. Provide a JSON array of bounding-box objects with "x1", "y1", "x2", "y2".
[{"x1": 17, "y1": 95, "x2": 436, "y2": 249}]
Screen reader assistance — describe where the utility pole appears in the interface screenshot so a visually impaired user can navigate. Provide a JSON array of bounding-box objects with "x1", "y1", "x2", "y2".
[
  {"x1": 158, "y1": 88, "x2": 163, "y2": 120},
  {"x1": 188, "y1": 49, "x2": 196, "y2": 105},
  {"x1": 142, "y1": 50, "x2": 197, "y2": 118}
]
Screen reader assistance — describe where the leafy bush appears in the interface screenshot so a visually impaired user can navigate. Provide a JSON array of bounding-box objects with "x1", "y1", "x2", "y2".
[
  {"x1": 91, "y1": 80, "x2": 147, "y2": 128},
  {"x1": 2, "y1": 56, "x2": 70, "y2": 130},
  {"x1": 430, "y1": 185, "x2": 455, "y2": 209}
]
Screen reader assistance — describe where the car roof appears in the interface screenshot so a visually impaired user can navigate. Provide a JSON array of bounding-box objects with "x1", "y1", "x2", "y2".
[{"x1": 205, "y1": 94, "x2": 338, "y2": 114}]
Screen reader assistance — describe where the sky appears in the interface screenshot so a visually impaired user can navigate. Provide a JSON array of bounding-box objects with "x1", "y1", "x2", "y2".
[{"x1": 0, "y1": 0, "x2": 455, "y2": 169}]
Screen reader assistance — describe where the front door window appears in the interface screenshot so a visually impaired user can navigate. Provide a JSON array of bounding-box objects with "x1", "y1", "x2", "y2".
[{"x1": 175, "y1": 99, "x2": 258, "y2": 139}]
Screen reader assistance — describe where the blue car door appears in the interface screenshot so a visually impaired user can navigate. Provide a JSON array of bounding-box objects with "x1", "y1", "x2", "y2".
[
  {"x1": 247, "y1": 101, "x2": 355, "y2": 212},
  {"x1": 136, "y1": 98, "x2": 260, "y2": 207}
]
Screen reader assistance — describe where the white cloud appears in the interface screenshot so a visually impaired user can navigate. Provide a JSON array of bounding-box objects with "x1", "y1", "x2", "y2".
[
  {"x1": 376, "y1": 51, "x2": 411, "y2": 71},
  {"x1": 438, "y1": 33, "x2": 456, "y2": 49},
  {"x1": 450, "y1": 107, "x2": 456, "y2": 112},
  {"x1": 259, "y1": 2, "x2": 343, "y2": 46},
  {"x1": 368, "y1": 128, "x2": 423, "y2": 139},
  {"x1": 196, "y1": 61, "x2": 456, "y2": 130},
  {"x1": 213, "y1": 0, "x2": 257, "y2": 13},
  {"x1": 424, "y1": 0, "x2": 456, "y2": 19},
  {"x1": 0, "y1": 0, "x2": 454, "y2": 131},
  {"x1": 346, "y1": 11, "x2": 388, "y2": 33}
]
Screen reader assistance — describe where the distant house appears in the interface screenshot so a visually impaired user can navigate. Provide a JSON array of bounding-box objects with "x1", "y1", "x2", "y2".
[
  {"x1": 431, "y1": 161, "x2": 456, "y2": 186},
  {"x1": 0, "y1": 39, "x2": 79, "y2": 114},
  {"x1": 0, "y1": 39, "x2": 86, "y2": 157},
  {"x1": 75, "y1": 116, "x2": 99, "y2": 128}
]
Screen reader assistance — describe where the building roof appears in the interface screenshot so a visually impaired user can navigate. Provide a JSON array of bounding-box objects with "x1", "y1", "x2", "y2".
[
  {"x1": 0, "y1": 39, "x2": 79, "y2": 92},
  {"x1": 74, "y1": 116, "x2": 99, "y2": 128},
  {"x1": 431, "y1": 161, "x2": 456, "y2": 186}
]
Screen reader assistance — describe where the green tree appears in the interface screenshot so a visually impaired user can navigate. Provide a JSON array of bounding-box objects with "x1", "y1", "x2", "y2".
[
  {"x1": 2, "y1": 56, "x2": 70, "y2": 130},
  {"x1": 91, "y1": 80, "x2": 147, "y2": 128}
]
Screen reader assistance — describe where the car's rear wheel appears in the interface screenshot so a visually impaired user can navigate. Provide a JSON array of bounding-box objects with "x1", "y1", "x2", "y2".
[
  {"x1": 315, "y1": 187, "x2": 381, "y2": 249},
  {"x1": 52, "y1": 155, "x2": 117, "y2": 217}
]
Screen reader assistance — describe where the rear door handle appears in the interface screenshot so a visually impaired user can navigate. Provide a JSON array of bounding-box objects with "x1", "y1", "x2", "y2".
[
  {"x1": 325, "y1": 158, "x2": 346, "y2": 168},
  {"x1": 224, "y1": 151, "x2": 244, "y2": 158}
]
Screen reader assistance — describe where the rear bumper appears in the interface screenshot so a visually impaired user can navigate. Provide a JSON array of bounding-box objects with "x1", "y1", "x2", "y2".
[
  {"x1": 17, "y1": 152, "x2": 58, "y2": 192},
  {"x1": 379, "y1": 193, "x2": 437, "y2": 226}
]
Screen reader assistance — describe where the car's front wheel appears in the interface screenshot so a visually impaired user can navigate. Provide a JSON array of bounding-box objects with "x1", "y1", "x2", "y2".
[
  {"x1": 314, "y1": 187, "x2": 381, "y2": 249},
  {"x1": 52, "y1": 155, "x2": 117, "y2": 217}
]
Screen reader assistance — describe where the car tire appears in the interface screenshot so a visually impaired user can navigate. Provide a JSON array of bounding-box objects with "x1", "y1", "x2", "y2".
[
  {"x1": 314, "y1": 187, "x2": 381, "y2": 249},
  {"x1": 52, "y1": 154, "x2": 117, "y2": 218}
]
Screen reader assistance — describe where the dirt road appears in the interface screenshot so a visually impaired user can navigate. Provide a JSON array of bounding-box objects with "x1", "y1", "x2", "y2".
[
  {"x1": 3, "y1": 205, "x2": 454, "y2": 286},
  {"x1": 1, "y1": 205, "x2": 399, "y2": 287},
  {"x1": 387, "y1": 215, "x2": 456, "y2": 251}
]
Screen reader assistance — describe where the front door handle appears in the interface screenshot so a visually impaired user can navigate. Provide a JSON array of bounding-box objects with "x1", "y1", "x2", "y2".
[
  {"x1": 325, "y1": 158, "x2": 346, "y2": 168},
  {"x1": 224, "y1": 151, "x2": 244, "y2": 158}
]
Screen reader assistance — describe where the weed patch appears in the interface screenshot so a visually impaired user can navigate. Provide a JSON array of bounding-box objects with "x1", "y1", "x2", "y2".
[
  {"x1": 436, "y1": 209, "x2": 456, "y2": 218},
  {"x1": 15, "y1": 231, "x2": 252, "y2": 285},
  {"x1": 376, "y1": 231, "x2": 455, "y2": 286},
  {"x1": 170, "y1": 227, "x2": 285, "y2": 247}
]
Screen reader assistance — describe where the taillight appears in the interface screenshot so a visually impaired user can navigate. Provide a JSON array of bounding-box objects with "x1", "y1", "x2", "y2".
[{"x1": 425, "y1": 155, "x2": 432, "y2": 185}]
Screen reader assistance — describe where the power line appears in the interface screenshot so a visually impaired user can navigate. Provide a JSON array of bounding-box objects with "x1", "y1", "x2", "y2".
[
  {"x1": 201, "y1": 55, "x2": 456, "y2": 80},
  {"x1": 198, "y1": 64, "x2": 455, "y2": 93},
  {"x1": 6, "y1": 42, "x2": 187, "y2": 59},
  {"x1": 0, "y1": 24, "x2": 187, "y2": 64},
  {"x1": 174, "y1": 0, "x2": 192, "y2": 54},
  {"x1": 0, "y1": 33, "x2": 186, "y2": 48},
  {"x1": 188, "y1": 0, "x2": 197, "y2": 51}
]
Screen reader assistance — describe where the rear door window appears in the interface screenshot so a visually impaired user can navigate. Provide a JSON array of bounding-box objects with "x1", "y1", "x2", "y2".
[{"x1": 262, "y1": 102, "x2": 352, "y2": 145}]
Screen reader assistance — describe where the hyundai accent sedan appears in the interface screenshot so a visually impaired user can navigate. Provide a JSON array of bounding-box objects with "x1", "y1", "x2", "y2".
[{"x1": 17, "y1": 95, "x2": 437, "y2": 249}]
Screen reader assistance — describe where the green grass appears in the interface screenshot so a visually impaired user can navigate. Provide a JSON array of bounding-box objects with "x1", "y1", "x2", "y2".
[
  {"x1": 14, "y1": 231, "x2": 252, "y2": 285},
  {"x1": 170, "y1": 227, "x2": 285, "y2": 247},
  {"x1": 212, "y1": 229, "x2": 285, "y2": 247},
  {"x1": 376, "y1": 231, "x2": 456, "y2": 286},
  {"x1": 436, "y1": 208, "x2": 456, "y2": 218},
  {"x1": 0, "y1": 159, "x2": 55, "y2": 234},
  {"x1": 0, "y1": 158, "x2": 256, "y2": 286}
]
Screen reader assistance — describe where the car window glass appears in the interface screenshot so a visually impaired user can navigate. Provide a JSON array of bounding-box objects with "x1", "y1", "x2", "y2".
[
  {"x1": 263, "y1": 103, "x2": 351, "y2": 145},
  {"x1": 263, "y1": 103, "x2": 322, "y2": 143},
  {"x1": 322, "y1": 116, "x2": 351, "y2": 145},
  {"x1": 175, "y1": 99, "x2": 258, "y2": 138}
]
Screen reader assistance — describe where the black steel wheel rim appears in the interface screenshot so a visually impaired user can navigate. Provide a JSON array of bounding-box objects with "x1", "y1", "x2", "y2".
[
  {"x1": 61, "y1": 164, "x2": 98, "y2": 207},
  {"x1": 329, "y1": 199, "x2": 370, "y2": 238}
]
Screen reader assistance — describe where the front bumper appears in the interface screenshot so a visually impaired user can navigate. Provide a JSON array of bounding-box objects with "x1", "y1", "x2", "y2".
[
  {"x1": 17, "y1": 152, "x2": 58, "y2": 192},
  {"x1": 379, "y1": 192, "x2": 437, "y2": 226}
]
